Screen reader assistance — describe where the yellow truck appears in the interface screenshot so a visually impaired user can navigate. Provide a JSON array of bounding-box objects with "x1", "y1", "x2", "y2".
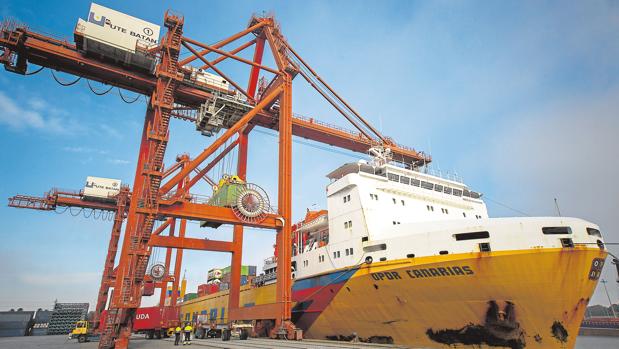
[{"x1": 68, "y1": 320, "x2": 94, "y2": 343}]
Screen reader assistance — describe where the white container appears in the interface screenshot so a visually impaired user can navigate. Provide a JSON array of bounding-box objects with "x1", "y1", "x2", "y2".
[
  {"x1": 83, "y1": 176, "x2": 121, "y2": 201},
  {"x1": 207, "y1": 268, "x2": 223, "y2": 282},
  {"x1": 186, "y1": 67, "x2": 231, "y2": 92},
  {"x1": 75, "y1": 3, "x2": 160, "y2": 71}
]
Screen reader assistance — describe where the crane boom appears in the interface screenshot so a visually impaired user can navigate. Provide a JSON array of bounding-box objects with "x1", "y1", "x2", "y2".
[{"x1": 0, "y1": 23, "x2": 430, "y2": 166}]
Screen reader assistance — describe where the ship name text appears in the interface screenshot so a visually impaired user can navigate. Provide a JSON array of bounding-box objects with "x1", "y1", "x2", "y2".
[{"x1": 371, "y1": 266, "x2": 474, "y2": 281}]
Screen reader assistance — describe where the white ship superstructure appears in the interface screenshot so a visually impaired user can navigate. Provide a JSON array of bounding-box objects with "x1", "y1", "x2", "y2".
[{"x1": 292, "y1": 159, "x2": 605, "y2": 280}]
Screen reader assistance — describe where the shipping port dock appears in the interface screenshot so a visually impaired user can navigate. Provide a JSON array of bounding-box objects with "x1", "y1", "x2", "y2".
[
  {"x1": 1, "y1": 2, "x2": 617, "y2": 349},
  {"x1": 0, "y1": 335, "x2": 415, "y2": 349}
]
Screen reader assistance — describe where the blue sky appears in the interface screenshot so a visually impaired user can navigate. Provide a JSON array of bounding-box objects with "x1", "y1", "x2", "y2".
[{"x1": 0, "y1": 0, "x2": 618, "y2": 311}]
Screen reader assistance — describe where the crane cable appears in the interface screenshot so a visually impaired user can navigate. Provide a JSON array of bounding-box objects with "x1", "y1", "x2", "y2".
[
  {"x1": 25, "y1": 66, "x2": 45, "y2": 76},
  {"x1": 117, "y1": 88, "x2": 141, "y2": 104},
  {"x1": 87, "y1": 79, "x2": 113, "y2": 95},
  {"x1": 50, "y1": 70, "x2": 81, "y2": 86},
  {"x1": 48, "y1": 68, "x2": 145, "y2": 104}
]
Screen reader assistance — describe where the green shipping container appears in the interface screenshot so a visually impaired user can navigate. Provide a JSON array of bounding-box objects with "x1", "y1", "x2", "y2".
[
  {"x1": 183, "y1": 293, "x2": 198, "y2": 302},
  {"x1": 220, "y1": 265, "x2": 256, "y2": 276},
  {"x1": 208, "y1": 184, "x2": 244, "y2": 207}
]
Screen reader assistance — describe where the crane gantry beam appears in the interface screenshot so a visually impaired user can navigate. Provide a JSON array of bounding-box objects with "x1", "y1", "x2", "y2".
[{"x1": 0, "y1": 22, "x2": 430, "y2": 166}]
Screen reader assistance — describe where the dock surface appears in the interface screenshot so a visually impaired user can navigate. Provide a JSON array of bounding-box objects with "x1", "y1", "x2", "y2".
[{"x1": 0, "y1": 335, "x2": 416, "y2": 348}]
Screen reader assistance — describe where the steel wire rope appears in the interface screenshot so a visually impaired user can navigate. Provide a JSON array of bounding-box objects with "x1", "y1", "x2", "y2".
[
  {"x1": 225, "y1": 138, "x2": 233, "y2": 175},
  {"x1": 69, "y1": 207, "x2": 82, "y2": 216},
  {"x1": 117, "y1": 88, "x2": 141, "y2": 103},
  {"x1": 50, "y1": 70, "x2": 81, "y2": 86},
  {"x1": 25, "y1": 65, "x2": 45, "y2": 75},
  {"x1": 86, "y1": 79, "x2": 114, "y2": 95},
  {"x1": 253, "y1": 128, "x2": 363, "y2": 160},
  {"x1": 54, "y1": 206, "x2": 69, "y2": 214},
  {"x1": 483, "y1": 196, "x2": 530, "y2": 217},
  {"x1": 93, "y1": 210, "x2": 102, "y2": 220},
  {"x1": 287, "y1": 51, "x2": 378, "y2": 141},
  {"x1": 83, "y1": 209, "x2": 93, "y2": 219}
]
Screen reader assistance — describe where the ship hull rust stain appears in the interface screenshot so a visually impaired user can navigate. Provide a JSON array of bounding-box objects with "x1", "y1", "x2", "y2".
[
  {"x1": 426, "y1": 300, "x2": 526, "y2": 349},
  {"x1": 551, "y1": 321, "x2": 568, "y2": 343}
]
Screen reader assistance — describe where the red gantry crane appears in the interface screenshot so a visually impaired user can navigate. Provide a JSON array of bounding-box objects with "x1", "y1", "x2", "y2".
[
  {"x1": 1, "y1": 4, "x2": 430, "y2": 349},
  {"x1": 7, "y1": 154, "x2": 204, "y2": 335}
]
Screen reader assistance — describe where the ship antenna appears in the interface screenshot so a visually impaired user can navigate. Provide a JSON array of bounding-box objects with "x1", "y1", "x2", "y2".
[{"x1": 554, "y1": 198, "x2": 562, "y2": 217}]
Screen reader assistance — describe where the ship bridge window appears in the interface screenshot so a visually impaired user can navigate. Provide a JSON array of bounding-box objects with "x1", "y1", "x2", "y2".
[
  {"x1": 434, "y1": 184, "x2": 443, "y2": 192},
  {"x1": 453, "y1": 189, "x2": 463, "y2": 197},
  {"x1": 444, "y1": 187, "x2": 452, "y2": 195},
  {"x1": 343, "y1": 194, "x2": 351, "y2": 203},
  {"x1": 470, "y1": 191, "x2": 481, "y2": 199},
  {"x1": 411, "y1": 178, "x2": 421, "y2": 187},
  {"x1": 542, "y1": 227, "x2": 572, "y2": 235},
  {"x1": 587, "y1": 228, "x2": 601, "y2": 237},
  {"x1": 454, "y1": 231, "x2": 490, "y2": 241},
  {"x1": 363, "y1": 243, "x2": 387, "y2": 252},
  {"x1": 421, "y1": 181, "x2": 434, "y2": 190},
  {"x1": 463, "y1": 189, "x2": 471, "y2": 197},
  {"x1": 400, "y1": 176, "x2": 410, "y2": 185},
  {"x1": 388, "y1": 173, "x2": 400, "y2": 182}
]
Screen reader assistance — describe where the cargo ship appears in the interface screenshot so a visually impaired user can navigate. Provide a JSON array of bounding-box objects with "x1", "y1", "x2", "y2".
[{"x1": 182, "y1": 149, "x2": 608, "y2": 349}]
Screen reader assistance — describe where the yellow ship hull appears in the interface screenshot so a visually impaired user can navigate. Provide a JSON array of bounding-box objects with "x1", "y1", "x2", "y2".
[{"x1": 182, "y1": 246, "x2": 606, "y2": 348}]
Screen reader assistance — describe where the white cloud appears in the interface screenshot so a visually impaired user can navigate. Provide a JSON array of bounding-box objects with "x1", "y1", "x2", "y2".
[
  {"x1": 107, "y1": 159, "x2": 130, "y2": 165},
  {"x1": 0, "y1": 91, "x2": 70, "y2": 134},
  {"x1": 63, "y1": 146, "x2": 108, "y2": 155},
  {"x1": 100, "y1": 124, "x2": 122, "y2": 139}
]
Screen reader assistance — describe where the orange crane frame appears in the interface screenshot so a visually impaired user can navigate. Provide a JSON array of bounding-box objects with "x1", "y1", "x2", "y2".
[
  {"x1": 7, "y1": 154, "x2": 203, "y2": 331},
  {"x1": 1, "y1": 9, "x2": 431, "y2": 349}
]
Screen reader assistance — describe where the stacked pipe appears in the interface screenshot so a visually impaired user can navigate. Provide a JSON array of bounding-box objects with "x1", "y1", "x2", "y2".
[
  {"x1": 31, "y1": 309, "x2": 52, "y2": 336},
  {"x1": 46, "y1": 303, "x2": 89, "y2": 335},
  {"x1": 0, "y1": 310, "x2": 34, "y2": 337}
]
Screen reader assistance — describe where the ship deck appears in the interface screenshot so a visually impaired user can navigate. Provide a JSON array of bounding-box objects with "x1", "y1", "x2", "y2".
[{"x1": 0, "y1": 334, "x2": 420, "y2": 348}]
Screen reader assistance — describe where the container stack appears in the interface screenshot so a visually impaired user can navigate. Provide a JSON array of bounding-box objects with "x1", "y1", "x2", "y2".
[
  {"x1": 31, "y1": 309, "x2": 52, "y2": 336},
  {"x1": 183, "y1": 293, "x2": 197, "y2": 302},
  {"x1": 47, "y1": 303, "x2": 89, "y2": 335},
  {"x1": 0, "y1": 310, "x2": 34, "y2": 337}
]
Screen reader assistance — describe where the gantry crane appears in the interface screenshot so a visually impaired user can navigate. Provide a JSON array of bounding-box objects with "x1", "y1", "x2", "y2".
[
  {"x1": 1, "y1": 7, "x2": 430, "y2": 349},
  {"x1": 7, "y1": 154, "x2": 202, "y2": 331}
]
